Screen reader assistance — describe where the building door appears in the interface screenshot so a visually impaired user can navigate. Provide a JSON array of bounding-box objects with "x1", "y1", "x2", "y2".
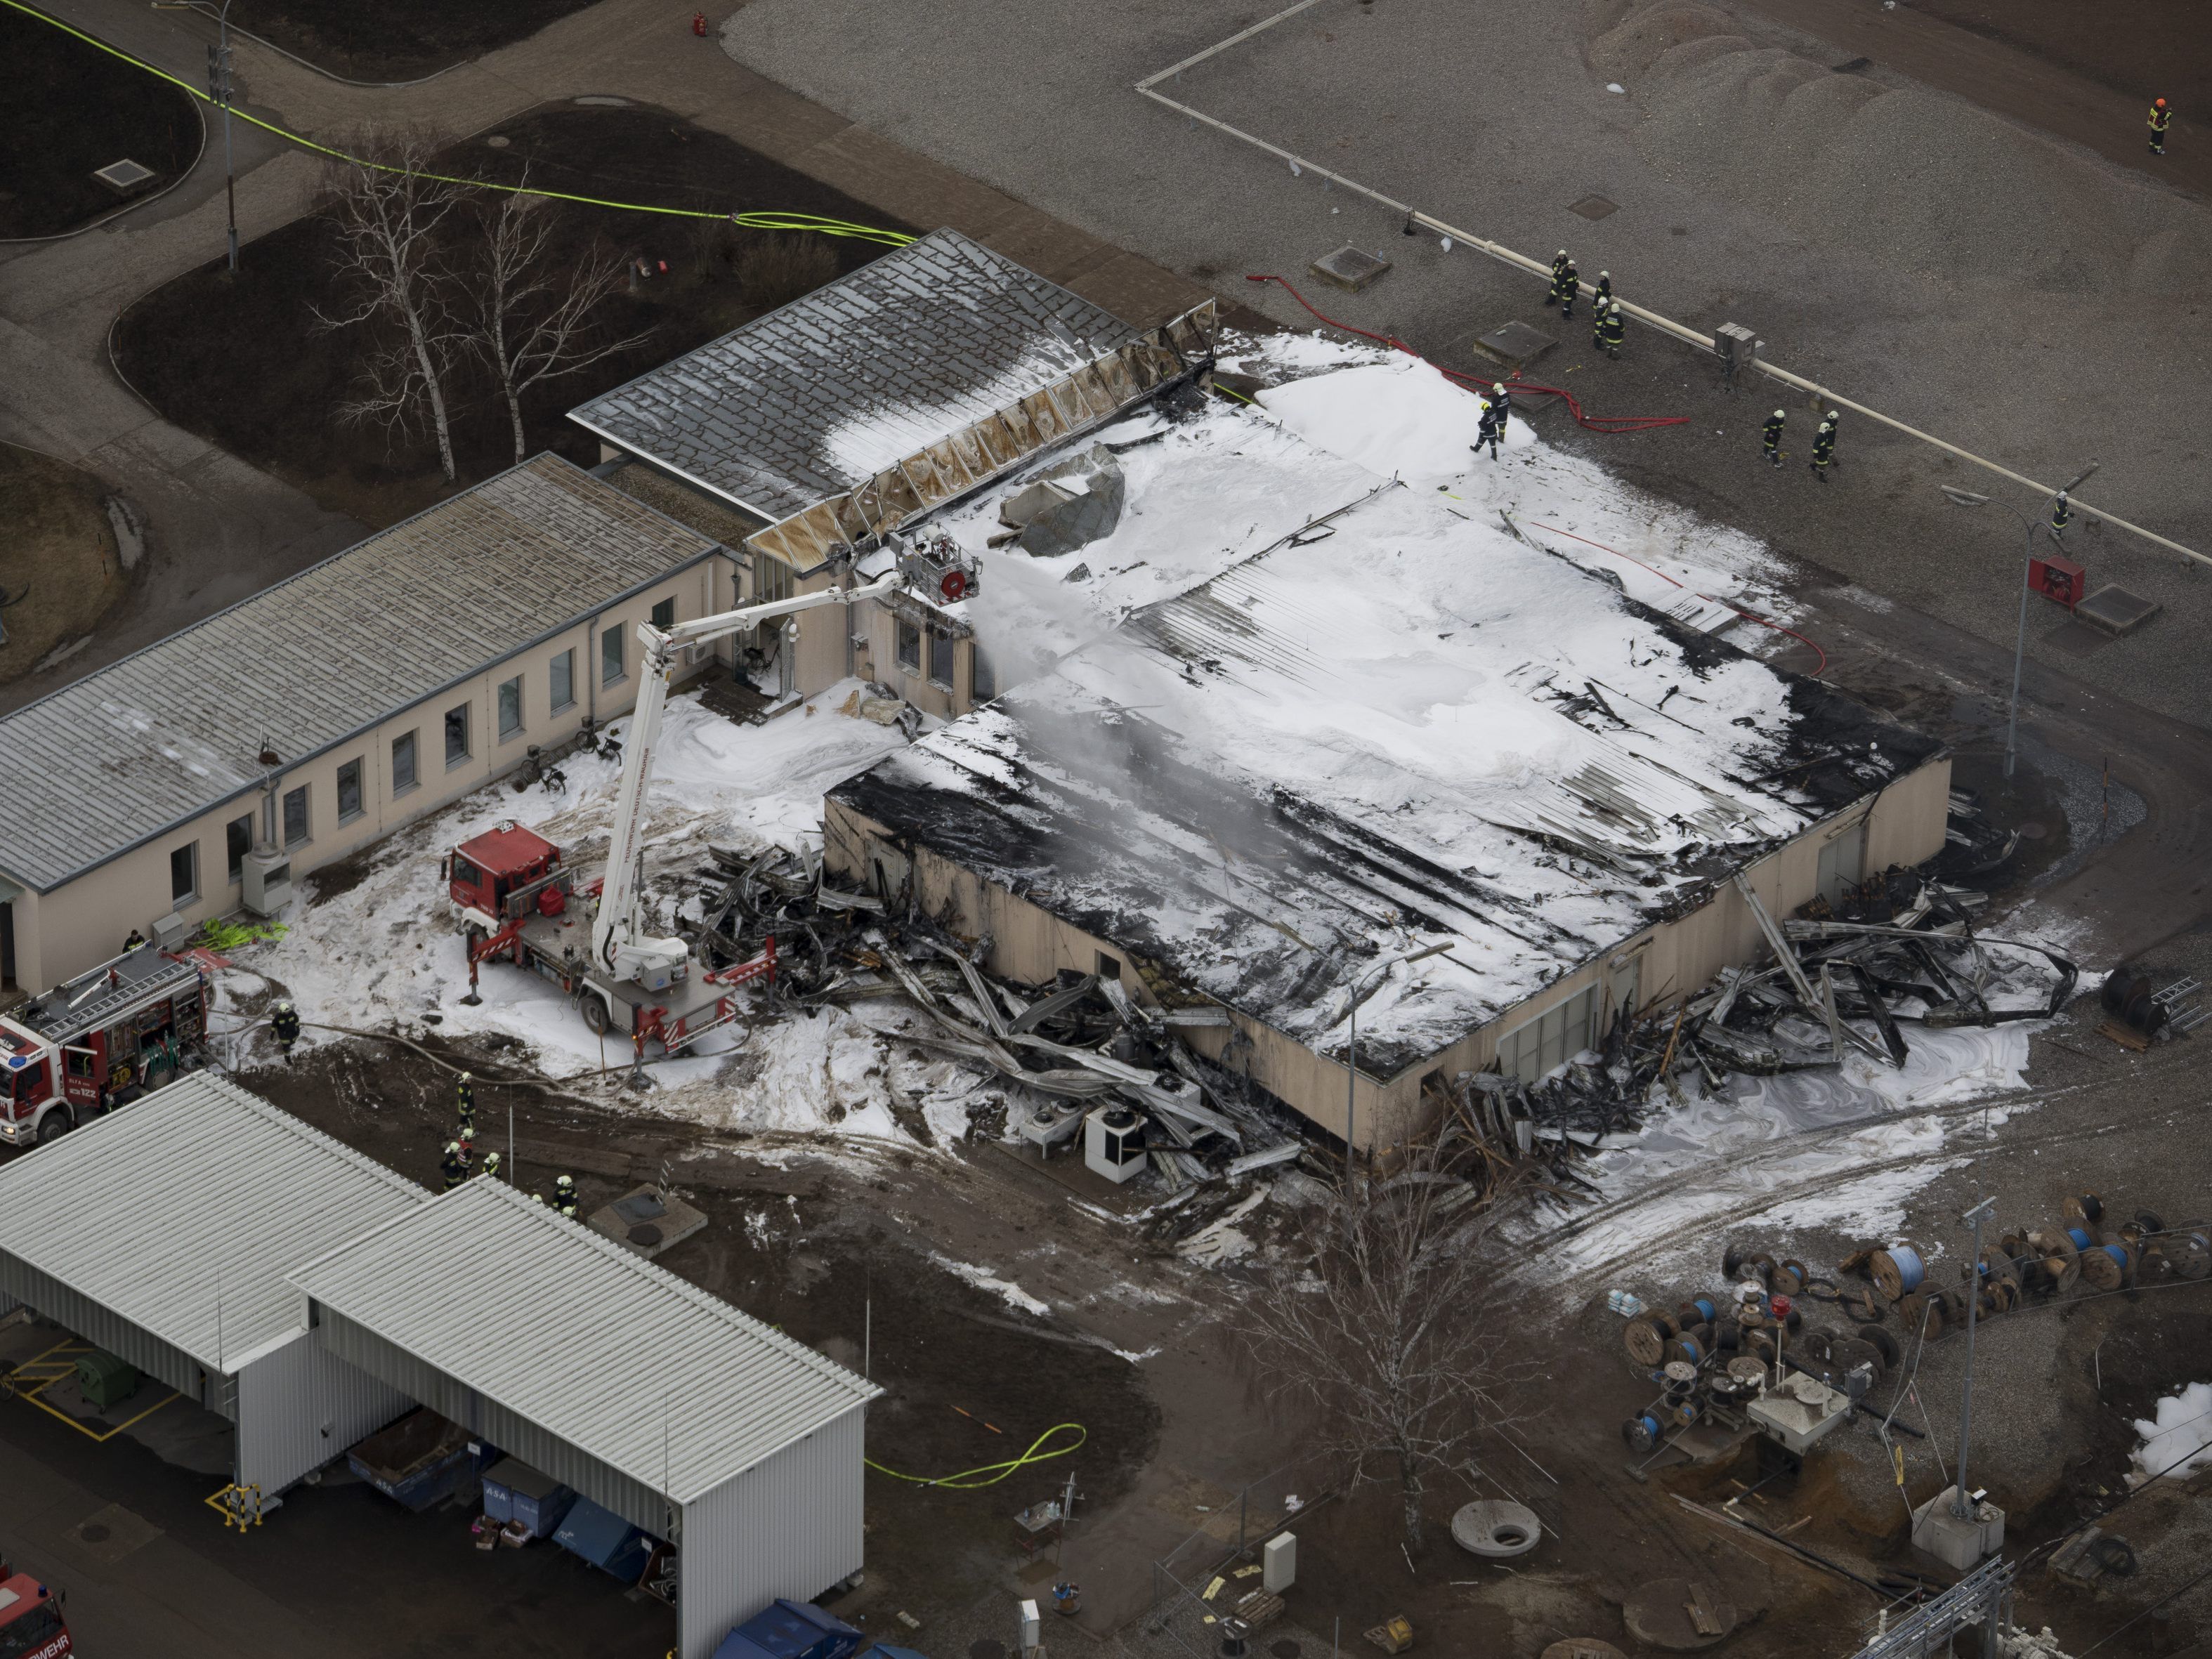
[{"x1": 1817, "y1": 820, "x2": 1867, "y2": 906}]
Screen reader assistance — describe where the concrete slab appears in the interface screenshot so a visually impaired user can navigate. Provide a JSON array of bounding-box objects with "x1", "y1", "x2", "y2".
[
  {"x1": 2076, "y1": 584, "x2": 2163, "y2": 637},
  {"x1": 586, "y1": 1183, "x2": 707, "y2": 1259},
  {"x1": 1309, "y1": 244, "x2": 1392, "y2": 292},
  {"x1": 1473, "y1": 320, "x2": 1557, "y2": 372},
  {"x1": 1911, "y1": 1486, "x2": 2005, "y2": 1570},
  {"x1": 68, "y1": 1502, "x2": 162, "y2": 1567}
]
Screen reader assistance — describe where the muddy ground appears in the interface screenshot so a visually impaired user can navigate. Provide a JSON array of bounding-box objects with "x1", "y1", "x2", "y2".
[
  {"x1": 0, "y1": 442, "x2": 125, "y2": 683},
  {"x1": 0, "y1": 4, "x2": 200, "y2": 240},
  {"x1": 223, "y1": 0, "x2": 594, "y2": 81},
  {"x1": 113, "y1": 103, "x2": 910, "y2": 528}
]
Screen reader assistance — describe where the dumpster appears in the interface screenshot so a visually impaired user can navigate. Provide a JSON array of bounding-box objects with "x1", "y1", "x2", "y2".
[
  {"x1": 553, "y1": 1495, "x2": 654, "y2": 1582},
  {"x1": 481, "y1": 1458, "x2": 576, "y2": 1540},
  {"x1": 347, "y1": 1409, "x2": 472, "y2": 1512},
  {"x1": 711, "y1": 1598, "x2": 865, "y2": 1659},
  {"x1": 74, "y1": 1349, "x2": 140, "y2": 1409}
]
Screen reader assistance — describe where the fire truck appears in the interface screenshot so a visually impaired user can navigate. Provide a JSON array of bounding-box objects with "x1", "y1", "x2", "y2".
[
  {"x1": 0, "y1": 948, "x2": 209, "y2": 1150},
  {"x1": 0, "y1": 1564, "x2": 71, "y2": 1658},
  {"x1": 441, "y1": 561, "x2": 930, "y2": 1054}
]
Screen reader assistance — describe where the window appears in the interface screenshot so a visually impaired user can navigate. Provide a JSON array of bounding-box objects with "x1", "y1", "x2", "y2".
[
  {"x1": 1097, "y1": 951, "x2": 1122, "y2": 983},
  {"x1": 601, "y1": 623, "x2": 626, "y2": 686},
  {"x1": 169, "y1": 841, "x2": 198, "y2": 905},
  {"x1": 66, "y1": 1049, "x2": 96, "y2": 1080},
  {"x1": 650, "y1": 596, "x2": 676, "y2": 629},
  {"x1": 336, "y1": 757, "x2": 365, "y2": 822},
  {"x1": 226, "y1": 813, "x2": 253, "y2": 881},
  {"x1": 1495, "y1": 983, "x2": 1601, "y2": 1084},
  {"x1": 392, "y1": 730, "x2": 419, "y2": 795},
  {"x1": 498, "y1": 674, "x2": 524, "y2": 741},
  {"x1": 896, "y1": 619, "x2": 921, "y2": 672},
  {"x1": 970, "y1": 643, "x2": 995, "y2": 702},
  {"x1": 445, "y1": 704, "x2": 471, "y2": 767},
  {"x1": 549, "y1": 649, "x2": 575, "y2": 713},
  {"x1": 928, "y1": 627, "x2": 955, "y2": 688},
  {"x1": 282, "y1": 785, "x2": 310, "y2": 849},
  {"x1": 755, "y1": 553, "x2": 794, "y2": 605}
]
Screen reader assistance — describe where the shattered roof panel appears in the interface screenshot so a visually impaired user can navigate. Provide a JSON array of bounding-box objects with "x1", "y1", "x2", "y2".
[
  {"x1": 568, "y1": 229, "x2": 1138, "y2": 521},
  {"x1": 831, "y1": 395, "x2": 1940, "y2": 1077}
]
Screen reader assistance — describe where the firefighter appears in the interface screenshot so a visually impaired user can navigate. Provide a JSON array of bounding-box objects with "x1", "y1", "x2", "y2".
[
  {"x1": 440, "y1": 1141, "x2": 469, "y2": 1192},
  {"x1": 122, "y1": 928, "x2": 148, "y2": 953},
  {"x1": 1491, "y1": 381, "x2": 1511, "y2": 421},
  {"x1": 1598, "y1": 301, "x2": 1626, "y2": 360},
  {"x1": 1472, "y1": 398, "x2": 1503, "y2": 461},
  {"x1": 479, "y1": 1150, "x2": 502, "y2": 1182},
  {"x1": 1550, "y1": 248, "x2": 1571, "y2": 285},
  {"x1": 1809, "y1": 419, "x2": 1836, "y2": 483},
  {"x1": 1593, "y1": 270, "x2": 1614, "y2": 309},
  {"x1": 1553, "y1": 256, "x2": 1580, "y2": 318},
  {"x1": 270, "y1": 1000, "x2": 302, "y2": 1059},
  {"x1": 1762, "y1": 409, "x2": 1786, "y2": 468},
  {"x1": 454, "y1": 1070, "x2": 476, "y2": 1141},
  {"x1": 2149, "y1": 98, "x2": 2171, "y2": 156},
  {"x1": 1823, "y1": 409, "x2": 1842, "y2": 470},
  {"x1": 2050, "y1": 490, "x2": 2072, "y2": 539},
  {"x1": 554, "y1": 1174, "x2": 580, "y2": 1218}
]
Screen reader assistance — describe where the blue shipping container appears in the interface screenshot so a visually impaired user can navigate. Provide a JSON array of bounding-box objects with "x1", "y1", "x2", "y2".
[
  {"x1": 554, "y1": 1496, "x2": 655, "y2": 1582},
  {"x1": 711, "y1": 1599, "x2": 865, "y2": 1659},
  {"x1": 481, "y1": 1458, "x2": 577, "y2": 1539}
]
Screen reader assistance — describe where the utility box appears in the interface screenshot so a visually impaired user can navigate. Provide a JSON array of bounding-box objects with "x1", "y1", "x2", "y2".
[
  {"x1": 1264, "y1": 1532, "x2": 1297, "y2": 1592},
  {"x1": 74, "y1": 1348, "x2": 140, "y2": 1409},
  {"x1": 1911, "y1": 1486, "x2": 2004, "y2": 1571},
  {"x1": 1084, "y1": 1106, "x2": 1147, "y2": 1185},
  {"x1": 242, "y1": 849, "x2": 294, "y2": 917},
  {"x1": 1713, "y1": 322, "x2": 1758, "y2": 381},
  {"x1": 2029, "y1": 553, "x2": 2086, "y2": 609}
]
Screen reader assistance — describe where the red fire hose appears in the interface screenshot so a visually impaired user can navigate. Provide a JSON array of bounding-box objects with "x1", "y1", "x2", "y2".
[{"x1": 1243, "y1": 273, "x2": 1689, "y2": 434}]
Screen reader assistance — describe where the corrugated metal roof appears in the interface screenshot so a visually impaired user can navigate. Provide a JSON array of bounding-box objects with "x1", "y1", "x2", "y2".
[
  {"x1": 0, "y1": 456, "x2": 716, "y2": 893},
  {"x1": 291, "y1": 1181, "x2": 880, "y2": 1503},
  {"x1": 0, "y1": 1073, "x2": 427, "y2": 1372},
  {"x1": 569, "y1": 229, "x2": 1137, "y2": 523}
]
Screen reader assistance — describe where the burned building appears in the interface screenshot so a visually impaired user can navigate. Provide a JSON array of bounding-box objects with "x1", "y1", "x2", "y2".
[{"x1": 824, "y1": 398, "x2": 1949, "y2": 1153}]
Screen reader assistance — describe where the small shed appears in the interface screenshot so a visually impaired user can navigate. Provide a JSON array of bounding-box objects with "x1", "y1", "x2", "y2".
[
  {"x1": 290, "y1": 1181, "x2": 880, "y2": 1658},
  {"x1": 0, "y1": 1073, "x2": 425, "y2": 1493}
]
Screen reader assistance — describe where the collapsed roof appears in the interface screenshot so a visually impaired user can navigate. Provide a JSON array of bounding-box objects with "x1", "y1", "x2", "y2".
[{"x1": 830, "y1": 362, "x2": 1942, "y2": 1079}]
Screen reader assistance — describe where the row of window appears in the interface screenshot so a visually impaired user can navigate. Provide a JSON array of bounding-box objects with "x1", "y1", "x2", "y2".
[
  {"x1": 162, "y1": 601, "x2": 680, "y2": 909},
  {"x1": 894, "y1": 619, "x2": 994, "y2": 699}
]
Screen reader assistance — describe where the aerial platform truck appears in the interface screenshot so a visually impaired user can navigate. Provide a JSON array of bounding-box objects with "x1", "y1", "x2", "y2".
[{"x1": 444, "y1": 564, "x2": 917, "y2": 1058}]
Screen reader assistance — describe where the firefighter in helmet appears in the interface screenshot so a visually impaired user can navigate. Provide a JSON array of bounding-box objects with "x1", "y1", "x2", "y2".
[
  {"x1": 454, "y1": 1070, "x2": 476, "y2": 1142},
  {"x1": 554, "y1": 1174, "x2": 580, "y2": 1218},
  {"x1": 270, "y1": 1001, "x2": 302, "y2": 1059},
  {"x1": 479, "y1": 1150, "x2": 502, "y2": 1183},
  {"x1": 440, "y1": 1141, "x2": 469, "y2": 1192}
]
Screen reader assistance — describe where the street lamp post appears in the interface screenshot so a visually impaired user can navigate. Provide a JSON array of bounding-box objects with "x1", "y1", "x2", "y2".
[
  {"x1": 1342, "y1": 940, "x2": 1451, "y2": 1175},
  {"x1": 1939, "y1": 461, "x2": 2098, "y2": 780},
  {"x1": 152, "y1": 0, "x2": 238, "y2": 273}
]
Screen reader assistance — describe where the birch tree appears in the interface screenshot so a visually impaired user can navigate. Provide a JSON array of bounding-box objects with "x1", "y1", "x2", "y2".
[
  {"x1": 1229, "y1": 1143, "x2": 1526, "y2": 1552},
  {"x1": 456, "y1": 181, "x2": 652, "y2": 465},
  {"x1": 315, "y1": 132, "x2": 464, "y2": 483}
]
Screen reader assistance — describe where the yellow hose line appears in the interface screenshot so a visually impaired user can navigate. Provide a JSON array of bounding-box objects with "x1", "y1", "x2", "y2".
[
  {"x1": 0, "y1": 0, "x2": 915, "y2": 247},
  {"x1": 865, "y1": 1422, "x2": 1086, "y2": 1489}
]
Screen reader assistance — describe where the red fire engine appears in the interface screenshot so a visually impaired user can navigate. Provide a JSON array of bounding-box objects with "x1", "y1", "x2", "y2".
[
  {"x1": 0, "y1": 949, "x2": 209, "y2": 1150},
  {"x1": 0, "y1": 1566, "x2": 70, "y2": 1658},
  {"x1": 443, "y1": 822, "x2": 772, "y2": 1056}
]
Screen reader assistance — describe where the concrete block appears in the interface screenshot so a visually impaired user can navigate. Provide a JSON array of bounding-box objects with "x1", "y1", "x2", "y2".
[
  {"x1": 587, "y1": 1183, "x2": 707, "y2": 1259},
  {"x1": 1911, "y1": 1487, "x2": 2004, "y2": 1571},
  {"x1": 1264, "y1": 1531, "x2": 1297, "y2": 1592},
  {"x1": 1310, "y1": 245, "x2": 1392, "y2": 292},
  {"x1": 2076, "y1": 584, "x2": 2161, "y2": 638},
  {"x1": 1473, "y1": 320, "x2": 1555, "y2": 373}
]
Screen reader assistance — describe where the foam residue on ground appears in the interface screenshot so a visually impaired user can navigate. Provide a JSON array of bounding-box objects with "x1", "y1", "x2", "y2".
[{"x1": 2130, "y1": 1382, "x2": 2212, "y2": 1486}]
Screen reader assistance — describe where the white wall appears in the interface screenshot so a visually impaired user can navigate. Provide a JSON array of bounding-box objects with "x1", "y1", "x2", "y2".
[
  {"x1": 233, "y1": 1330, "x2": 412, "y2": 1496},
  {"x1": 676, "y1": 1405, "x2": 867, "y2": 1659}
]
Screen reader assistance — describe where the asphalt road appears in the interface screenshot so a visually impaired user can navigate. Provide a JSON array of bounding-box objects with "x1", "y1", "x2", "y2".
[{"x1": 724, "y1": 0, "x2": 2212, "y2": 731}]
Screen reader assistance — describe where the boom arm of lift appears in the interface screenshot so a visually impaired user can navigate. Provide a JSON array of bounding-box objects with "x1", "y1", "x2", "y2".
[{"x1": 591, "y1": 572, "x2": 905, "y2": 987}]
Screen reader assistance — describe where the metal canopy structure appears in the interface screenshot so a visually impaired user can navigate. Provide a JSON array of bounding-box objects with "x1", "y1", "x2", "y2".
[
  {"x1": 0, "y1": 1074, "x2": 425, "y2": 1488},
  {"x1": 292, "y1": 1181, "x2": 880, "y2": 1658}
]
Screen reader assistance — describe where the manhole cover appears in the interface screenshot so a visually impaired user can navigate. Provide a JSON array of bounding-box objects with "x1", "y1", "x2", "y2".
[
  {"x1": 486, "y1": 136, "x2": 511, "y2": 148},
  {"x1": 1569, "y1": 195, "x2": 1618, "y2": 220},
  {"x1": 969, "y1": 1643, "x2": 1008, "y2": 1659},
  {"x1": 627, "y1": 1224, "x2": 664, "y2": 1247},
  {"x1": 1271, "y1": 1642, "x2": 1303, "y2": 1658},
  {"x1": 1309, "y1": 244, "x2": 1392, "y2": 293},
  {"x1": 79, "y1": 1523, "x2": 110, "y2": 1543},
  {"x1": 93, "y1": 159, "x2": 156, "y2": 193}
]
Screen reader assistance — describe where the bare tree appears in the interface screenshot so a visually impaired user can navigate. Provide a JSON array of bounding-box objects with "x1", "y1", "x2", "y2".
[
  {"x1": 1229, "y1": 1140, "x2": 1529, "y2": 1552},
  {"x1": 315, "y1": 131, "x2": 464, "y2": 483},
  {"x1": 456, "y1": 181, "x2": 653, "y2": 465}
]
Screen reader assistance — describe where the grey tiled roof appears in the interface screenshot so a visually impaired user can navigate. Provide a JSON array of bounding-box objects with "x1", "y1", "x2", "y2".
[
  {"x1": 0, "y1": 456, "x2": 715, "y2": 893},
  {"x1": 568, "y1": 229, "x2": 1137, "y2": 523}
]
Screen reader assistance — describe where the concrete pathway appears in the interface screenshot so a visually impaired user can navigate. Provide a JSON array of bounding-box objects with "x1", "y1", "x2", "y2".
[{"x1": 0, "y1": 0, "x2": 1206, "y2": 716}]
